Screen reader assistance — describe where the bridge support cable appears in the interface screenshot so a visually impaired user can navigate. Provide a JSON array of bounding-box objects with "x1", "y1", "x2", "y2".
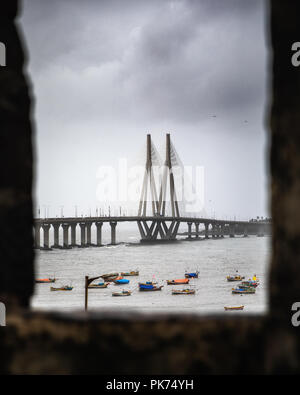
[
  {"x1": 138, "y1": 134, "x2": 160, "y2": 217},
  {"x1": 158, "y1": 134, "x2": 180, "y2": 218}
]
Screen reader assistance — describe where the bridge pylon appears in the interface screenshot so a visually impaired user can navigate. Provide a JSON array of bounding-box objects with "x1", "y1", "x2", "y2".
[
  {"x1": 158, "y1": 133, "x2": 180, "y2": 218},
  {"x1": 137, "y1": 133, "x2": 181, "y2": 242},
  {"x1": 138, "y1": 134, "x2": 159, "y2": 216}
]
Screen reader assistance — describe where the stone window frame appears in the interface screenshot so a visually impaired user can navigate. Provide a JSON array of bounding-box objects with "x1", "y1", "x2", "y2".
[{"x1": 0, "y1": 0, "x2": 299, "y2": 374}]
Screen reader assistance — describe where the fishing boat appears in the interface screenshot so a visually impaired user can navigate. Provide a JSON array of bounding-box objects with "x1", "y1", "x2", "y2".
[
  {"x1": 224, "y1": 306, "x2": 244, "y2": 311},
  {"x1": 139, "y1": 283, "x2": 163, "y2": 292},
  {"x1": 35, "y1": 278, "x2": 56, "y2": 284},
  {"x1": 241, "y1": 280, "x2": 259, "y2": 288},
  {"x1": 88, "y1": 282, "x2": 109, "y2": 289},
  {"x1": 50, "y1": 286, "x2": 73, "y2": 291},
  {"x1": 226, "y1": 275, "x2": 245, "y2": 282},
  {"x1": 185, "y1": 271, "x2": 199, "y2": 279},
  {"x1": 167, "y1": 278, "x2": 189, "y2": 285},
  {"x1": 232, "y1": 286, "x2": 255, "y2": 294},
  {"x1": 112, "y1": 290, "x2": 131, "y2": 297},
  {"x1": 120, "y1": 271, "x2": 139, "y2": 276},
  {"x1": 172, "y1": 288, "x2": 195, "y2": 295},
  {"x1": 138, "y1": 281, "x2": 157, "y2": 286},
  {"x1": 114, "y1": 277, "x2": 130, "y2": 285}
]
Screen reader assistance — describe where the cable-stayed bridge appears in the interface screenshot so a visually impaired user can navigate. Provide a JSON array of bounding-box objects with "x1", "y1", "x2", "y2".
[{"x1": 34, "y1": 134, "x2": 270, "y2": 249}]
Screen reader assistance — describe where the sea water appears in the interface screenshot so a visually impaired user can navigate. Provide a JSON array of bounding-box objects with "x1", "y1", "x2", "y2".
[{"x1": 31, "y1": 224, "x2": 270, "y2": 315}]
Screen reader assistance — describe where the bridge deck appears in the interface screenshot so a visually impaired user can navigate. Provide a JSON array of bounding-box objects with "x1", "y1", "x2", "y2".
[{"x1": 34, "y1": 216, "x2": 268, "y2": 226}]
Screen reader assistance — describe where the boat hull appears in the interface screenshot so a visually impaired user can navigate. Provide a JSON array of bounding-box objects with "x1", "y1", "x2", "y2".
[
  {"x1": 172, "y1": 290, "x2": 195, "y2": 295},
  {"x1": 232, "y1": 289, "x2": 255, "y2": 294},
  {"x1": 112, "y1": 292, "x2": 131, "y2": 296},
  {"x1": 227, "y1": 276, "x2": 245, "y2": 282},
  {"x1": 139, "y1": 286, "x2": 163, "y2": 292},
  {"x1": 167, "y1": 280, "x2": 189, "y2": 285},
  {"x1": 114, "y1": 280, "x2": 130, "y2": 285},
  {"x1": 36, "y1": 279, "x2": 56, "y2": 283},
  {"x1": 88, "y1": 284, "x2": 108, "y2": 289}
]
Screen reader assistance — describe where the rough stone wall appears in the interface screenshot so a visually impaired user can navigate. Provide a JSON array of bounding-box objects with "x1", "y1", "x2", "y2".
[
  {"x1": 0, "y1": 1, "x2": 34, "y2": 308},
  {"x1": 0, "y1": 0, "x2": 300, "y2": 374},
  {"x1": 5, "y1": 313, "x2": 266, "y2": 375},
  {"x1": 269, "y1": 0, "x2": 300, "y2": 323}
]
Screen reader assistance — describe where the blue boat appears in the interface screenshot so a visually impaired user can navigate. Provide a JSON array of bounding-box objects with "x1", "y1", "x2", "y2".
[
  {"x1": 185, "y1": 271, "x2": 199, "y2": 278},
  {"x1": 139, "y1": 281, "x2": 157, "y2": 286},
  {"x1": 114, "y1": 278, "x2": 130, "y2": 285},
  {"x1": 139, "y1": 283, "x2": 163, "y2": 292},
  {"x1": 139, "y1": 284, "x2": 154, "y2": 290}
]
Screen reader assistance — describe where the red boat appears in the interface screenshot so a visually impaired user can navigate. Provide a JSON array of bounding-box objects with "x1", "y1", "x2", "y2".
[
  {"x1": 167, "y1": 278, "x2": 189, "y2": 285},
  {"x1": 35, "y1": 278, "x2": 56, "y2": 284}
]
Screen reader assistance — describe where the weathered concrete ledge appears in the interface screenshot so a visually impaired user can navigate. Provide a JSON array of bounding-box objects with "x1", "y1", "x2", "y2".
[{"x1": 2, "y1": 311, "x2": 267, "y2": 375}]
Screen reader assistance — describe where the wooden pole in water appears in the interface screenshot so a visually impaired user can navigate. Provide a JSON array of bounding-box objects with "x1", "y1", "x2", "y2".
[{"x1": 85, "y1": 275, "x2": 88, "y2": 311}]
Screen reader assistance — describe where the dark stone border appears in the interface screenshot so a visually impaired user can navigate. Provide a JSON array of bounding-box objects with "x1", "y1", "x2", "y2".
[{"x1": 1, "y1": 0, "x2": 300, "y2": 374}]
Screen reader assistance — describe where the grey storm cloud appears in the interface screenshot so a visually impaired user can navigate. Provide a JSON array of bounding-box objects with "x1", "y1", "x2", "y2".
[
  {"x1": 19, "y1": 0, "x2": 269, "y2": 219},
  {"x1": 20, "y1": 0, "x2": 266, "y2": 124}
]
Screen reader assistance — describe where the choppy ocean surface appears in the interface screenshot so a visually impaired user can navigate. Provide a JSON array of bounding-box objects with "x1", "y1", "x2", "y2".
[{"x1": 32, "y1": 225, "x2": 270, "y2": 315}]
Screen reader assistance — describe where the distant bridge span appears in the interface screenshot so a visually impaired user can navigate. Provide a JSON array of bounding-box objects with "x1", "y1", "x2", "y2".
[
  {"x1": 34, "y1": 215, "x2": 270, "y2": 250},
  {"x1": 34, "y1": 134, "x2": 270, "y2": 249}
]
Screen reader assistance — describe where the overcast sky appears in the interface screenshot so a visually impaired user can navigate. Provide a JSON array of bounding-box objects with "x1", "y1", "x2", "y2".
[{"x1": 19, "y1": 0, "x2": 269, "y2": 220}]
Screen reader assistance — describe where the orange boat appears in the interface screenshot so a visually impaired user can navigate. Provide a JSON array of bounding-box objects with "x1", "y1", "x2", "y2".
[
  {"x1": 167, "y1": 278, "x2": 189, "y2": 285},
  {"x1": 224, "y1": 306, "x2": 244, "y2": 311},
  {"x1": 35, "y1": 278, "x2": 56, "y2": 284}
]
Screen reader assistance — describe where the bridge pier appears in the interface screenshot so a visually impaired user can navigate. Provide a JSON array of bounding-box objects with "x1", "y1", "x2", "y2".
[
  {"x1": 110, "y1": 222, "x2": 117, "y2": 245},
  {"x1": 220, "y1": 225, "x2": 224, "y2": 238},
  {"x1": 79, "y1": 223, "x2": 86, "y2": 247},
  {"x1": 62, "y1": 224, "x2": 71, "y2": 249},
  {"x1": 212, "y1": 224, "x2": 216, "y2": 238},
  {"x1": 187, "y1": 222, "x2": 193, "y2": 239},
  {"x1": 195, "y1": 222, "x2": 199, "y2": 238},
  {"x1": 205, "y1": 223, "x2": 209, "y2": 239},
  {"x1": 229, "y1": 225, "x2": 235, "y2": 238},
  {"x1": 86, "y1": 223, "x2": 92, "y2": 246},
  {"x1": 138, "y1": 220, "x2": 180, "y2": 242},
  {"x1": 96, "y1": 222, "x2": 103, "y2": 246},
  {"x1": 244, "y1": 227, "x2": 248, "y2": 237},
  {"x1": 170, "y1": 221, "x2": 180, "y2": 240},
  {"x1": 71, "y1": 224, "x2": 77, "y2": 247},
  {"x1": 34, "y1": 223, "x2": 41, "y2": 249},
  {"x1": 42, "y1": 224, "x2": 51, "y2": 250},
  {"x1": 257, "y1": 227, "x2": 265, "y2": 237},
  {"x1": 162, "y1": 220, "x2": 180, "y2": 240},
  {"x1": 52, "y1": 223, "x2": 60, "y2": 248}
]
